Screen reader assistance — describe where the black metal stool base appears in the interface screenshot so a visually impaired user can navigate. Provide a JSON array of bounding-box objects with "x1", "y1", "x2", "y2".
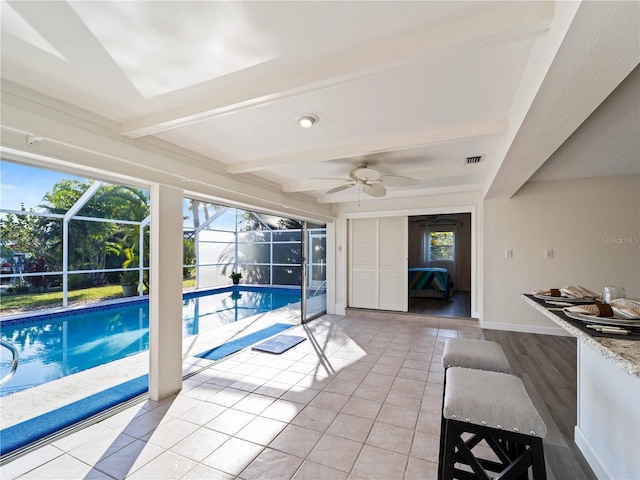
[{"x1": 440, "y1": 418, "x2": 546, "y2": 480}]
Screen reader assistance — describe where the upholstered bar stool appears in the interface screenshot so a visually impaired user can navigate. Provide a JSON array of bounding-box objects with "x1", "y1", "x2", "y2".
[
  {"x1": 440, "y1": 367, "x2": 547, "y2": 480},
  {"x1": 442, "y1": 338, "x2": 511, "y2": 373},
  {"x1": 438, "y1": 338, "x2": 512, "y2": 477}
]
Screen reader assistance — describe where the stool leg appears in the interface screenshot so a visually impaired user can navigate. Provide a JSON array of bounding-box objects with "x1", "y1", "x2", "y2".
[
  {"x1": 438, "y1": 370, "x2": 448, "y2": 480},
  {"x1": 530, "y1": 437, "x2": 547, "y2": 480},
  {"x1": 440, "y1": 418, "x2": 456, "y2": 480}
]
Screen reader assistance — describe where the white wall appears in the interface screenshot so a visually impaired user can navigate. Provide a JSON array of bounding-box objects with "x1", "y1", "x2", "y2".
[{"x1": 483, "y1": 175, "x2": 640, "y2": 334}]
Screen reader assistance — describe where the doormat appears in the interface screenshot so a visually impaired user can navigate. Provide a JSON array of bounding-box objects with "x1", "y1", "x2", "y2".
[
  {"x1": 252, "y1": 335, "x2": 307, "y2": 354},
  {"x1": 195, "y1": 323, "x2": 294, "y2": 360}
]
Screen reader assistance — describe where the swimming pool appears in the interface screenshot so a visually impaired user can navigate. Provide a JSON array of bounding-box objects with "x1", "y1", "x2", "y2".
[{"x1": 0, "y1": 286, "x2": 300, "y2": 397}]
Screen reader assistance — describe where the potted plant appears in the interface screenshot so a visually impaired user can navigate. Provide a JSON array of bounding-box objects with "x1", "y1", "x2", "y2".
[
  {"x1": 120, "y1": 270, "x2": 138, "y2": 297},
  {"x1": 119, "y1": 247, "x2": 138, "y2": 297},
  {"x1": 229, "y1": 271, "x2": 242, "y2": 285}
]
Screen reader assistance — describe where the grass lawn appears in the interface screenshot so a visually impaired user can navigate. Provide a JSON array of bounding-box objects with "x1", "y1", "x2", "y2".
[{"x1": 1, "y1": 279, "x2": 197, "y2": 314}]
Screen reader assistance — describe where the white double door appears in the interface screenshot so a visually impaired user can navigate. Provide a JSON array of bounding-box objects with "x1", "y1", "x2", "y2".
[{"x1": 348, "y1": 216, "x2": 408, "y2": 312}]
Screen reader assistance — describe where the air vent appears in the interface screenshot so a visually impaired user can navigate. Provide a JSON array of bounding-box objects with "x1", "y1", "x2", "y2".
[{"x1": 466, "y1": 156, "x2": 482, "y2": 164}]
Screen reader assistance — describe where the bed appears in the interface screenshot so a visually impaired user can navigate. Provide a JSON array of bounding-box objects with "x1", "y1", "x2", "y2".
[{"x1": 408, "y1": 267, "x2": 455, "y2": 300}]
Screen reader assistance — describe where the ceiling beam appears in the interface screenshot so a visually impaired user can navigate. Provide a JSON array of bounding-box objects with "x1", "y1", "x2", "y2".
[
  {"x1": 485, "y1": 0, "x2": 640, "y2": 199},
  {"x1": 121, "y1": 2, "x2": 552, "y2": 139},
  {"x1": 228, "y1": 120, "x2": 507, "y2": 174},
  {"x1": 282, "y1": 162, "x2": 489, "y2": 193}
]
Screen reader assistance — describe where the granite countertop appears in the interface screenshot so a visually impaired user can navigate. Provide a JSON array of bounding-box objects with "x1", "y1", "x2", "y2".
[{"x1": 522, "y1": 295, "x2": 640, "y2": 379}]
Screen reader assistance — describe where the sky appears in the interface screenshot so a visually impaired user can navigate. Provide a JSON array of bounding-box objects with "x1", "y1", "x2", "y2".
[
  {"x1": 0, "y1": 160, "x2": 209, "y2": 226},
  {"x1": 0, "y1": 161, "x2": 82, "y2": 212}
]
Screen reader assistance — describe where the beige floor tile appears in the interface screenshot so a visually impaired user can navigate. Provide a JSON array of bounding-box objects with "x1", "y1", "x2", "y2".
[
  {"x1": 341, "y1": 396, "x2": 382, "y2": 420},
  {"x1": 0, "y1": 445, "x2": 63, "y2": 480},
  {"x1": 208, "y1": 387, "x2": 249, "y2": 407},
  {"x1": 127, "y1": 450, "x2": 197, "y2": 480},
  {"x1": 307, "y1": 434, "x2": 362, "y2": 473},
  {"x1": 181, "y1": 463, "x2": 234, "y2": 480},
  {"x1": 201, "y1": 438, "x2": 263, "y2": 476},
  {"x1": 236, "y1": 416, "x2": 287, "y2": 446},
  {"x1": 292, "y1": 460, "x2": 349, "y2": 480},
  {"x1": 229, "y1": 376, "x2": 266, "y2": 393},
  {"x1": 366, "y1": 422, "x2": 414, "y2": 455},
  {"x1": 308, "y1": 391, "x2": 350, "y2": 412},
  {"x1": 170, "y1": 427, "x2": 230, "y2": 462},
  {"x1": 232, "y1": 392, "x2": 276, "y2": 415},
  {"x1": 369, "y1": 363, "x2": 401, "y2": 377},
  {"x1": 397, "y1": 366, "x2": 430, "y2": 381},
  {"x1": 326, "y1": 413, "x2": 374, "y2": 442},
  {"x1": 239, "y1": 448, "x2": 304, "y2": 480},
  {"x1": 68, "y1": 430, "x2": 136, "y2": 465},
  {"x1": 376, "y1": 403, "x2": 419, "y2": 429},
  {"x1": 12, "y1": 454, "x2": 92, "y2": 480},
  {"x1": 352, "y1": 383, "x2": 389, "y2": 403},
  {"x1": 427, "y1": 371, "x2": 445, "y2": 384},
  {"x1": 292, "y1": 405, "x2": 338, "y2": 432},
  {"x1": 362, "y1": 372, "x2": 395, "y2": 388},
  {"x1": 376, "y1": 355, "x2": 405, "y2": 367},
  {"x1": 323, "y1": 378, "x2": 359, "y2": 396},
  {"x1": 411, "y1": 431, "x2": 440, "y2": 463},
  {"x1": 259, "y1": 398, "x2": 304, "y2": 423},
  {"x1": 176, "y1": 400, "x2": 226, "y2": 425},
  {"x1": 416, "y1": 411, "x2": 441, "y2": 435},
  {"x1": 141, "y1": 417, "x2": 200, "y2": 449},
  {"x1": 119, "y1": 411, "x2": 169, "y2": 439},
  {"x1": 405, "y1": 456, "x2": 439, "y2": 480},
  {"x1": 253, "y1": 380, "x2": 290, "y2": 398},
  {"x1": 251, "y1": 366, "x2": 283, "y2": 380},
  {"x1": 206, "y1": 408, "x2": 256, "y2": 435},
  {"x1": 94, "y1": 439, "x2": 164, "y2": 479},
  {"x1": 351, "y1": 444, "x2": 408, "y2": 480},
  {"x1": 272, "y1": 370, "x2": 308, "y2": 386},
  {"x1": 384, "y1": 390, "x2": 423, "y2": 409},
  {"x1": 182, "y1": 382, "x2": 225, "y2": 402},
  {"x1": 269, "y1": 424, "x2": 322, "y2": 458}
]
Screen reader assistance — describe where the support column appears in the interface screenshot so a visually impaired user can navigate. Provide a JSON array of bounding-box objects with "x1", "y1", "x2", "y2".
[{"x1": 149, "y1": 184, "x2": 183, "y2": 401}]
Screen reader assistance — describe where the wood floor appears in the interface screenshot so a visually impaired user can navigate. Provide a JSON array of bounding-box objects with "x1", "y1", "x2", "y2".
[
  {"x1": 408, "y1": 291, "x2": 471, "y2": 318},
  {"x1": 483, "y1": 330, "x2": 597, "y2": 480}
]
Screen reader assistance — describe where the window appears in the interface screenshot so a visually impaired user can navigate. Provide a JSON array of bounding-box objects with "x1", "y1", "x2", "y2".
[{"x1": 429, "y1": 231, "x2": 454, "y2": 261}]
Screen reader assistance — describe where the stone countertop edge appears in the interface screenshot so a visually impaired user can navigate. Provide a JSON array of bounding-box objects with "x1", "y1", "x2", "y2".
[{"x1": 522, "y1": 294, "x2": 640, "y2": 379}]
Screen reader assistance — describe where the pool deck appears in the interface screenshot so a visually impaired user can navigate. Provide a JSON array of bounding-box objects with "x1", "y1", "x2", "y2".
[{"x1": 1, "y1": 302, "x2": 305, "y2": 430}]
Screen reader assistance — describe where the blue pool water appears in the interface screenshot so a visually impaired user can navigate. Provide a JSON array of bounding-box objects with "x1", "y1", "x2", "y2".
[{"x1": 0, "y1": 287, "x2": 300, "y2": 397}]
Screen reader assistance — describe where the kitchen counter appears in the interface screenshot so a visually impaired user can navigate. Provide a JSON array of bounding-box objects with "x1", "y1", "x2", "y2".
[
  {"x1": 523, "y1": 294, "x2": 640, "y2": 480},
  {"x1": 522, "y1": 295, "x2": 640, "y2": 378}
]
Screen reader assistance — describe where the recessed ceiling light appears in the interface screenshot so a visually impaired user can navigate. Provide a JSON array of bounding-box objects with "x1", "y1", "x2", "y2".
[{"x1": 297, "y1": 114, "x2": 318, "y2": 128}]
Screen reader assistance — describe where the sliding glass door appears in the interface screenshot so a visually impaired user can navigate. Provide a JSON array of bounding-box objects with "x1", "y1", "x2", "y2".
[{"x1": 302, "y1": 222, "x2": 326, "y2": 322}]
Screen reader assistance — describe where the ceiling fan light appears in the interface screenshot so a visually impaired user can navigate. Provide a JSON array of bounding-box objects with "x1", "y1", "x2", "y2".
[{"x1": 297, "y1": 114, "x2": 318, "y2": 128}]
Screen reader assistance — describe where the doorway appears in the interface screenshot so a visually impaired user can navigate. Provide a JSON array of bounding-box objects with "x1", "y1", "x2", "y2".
[{"x1": 408, "y1": 213, "x2": 472, "y2": 318}]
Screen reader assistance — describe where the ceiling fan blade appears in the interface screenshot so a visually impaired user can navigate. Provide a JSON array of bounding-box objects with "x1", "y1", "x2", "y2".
[
  {"x1": 326, "y1": 183, "x2": 355, "y2": 194},
  {"x1": 379, "y1": 175, "x2": 419, "y2": 187},
  {"x1": 362, "y1": 183, "x2": 387, "y2": 197}
]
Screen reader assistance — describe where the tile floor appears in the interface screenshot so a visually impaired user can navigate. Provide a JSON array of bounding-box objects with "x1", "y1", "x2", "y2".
[{"x1": 1, "y1": 312, "x2": 482, "y2": 480}]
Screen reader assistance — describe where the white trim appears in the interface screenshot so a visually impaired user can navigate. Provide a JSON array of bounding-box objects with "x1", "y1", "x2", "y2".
[
  {"x1": 481, "y1": 321, "x2": 571, "y2": 337},
  {"x1": 575, "y1": 424, "x2": 610, "y2": 480}
]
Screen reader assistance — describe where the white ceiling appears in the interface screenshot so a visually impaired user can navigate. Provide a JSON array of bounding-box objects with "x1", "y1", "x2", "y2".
[{"x1": 1, "y1": 1, "x2": 638, "y2": 205}]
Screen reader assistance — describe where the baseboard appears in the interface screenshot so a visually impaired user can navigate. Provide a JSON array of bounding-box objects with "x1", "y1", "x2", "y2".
[
  {"x1": 335, "y1": 303, "x2": 346, "y2": 316},
  {"x1": 574, "y1": 426, "x2": 609, "y2": 480},
  {"x1": 480, "y1": 321, "x2": 571, "y2": 336}
]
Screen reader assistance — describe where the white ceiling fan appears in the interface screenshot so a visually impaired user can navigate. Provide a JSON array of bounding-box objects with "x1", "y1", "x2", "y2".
[{"x1": 324, "y1": 162, "x2": 419, "y2": 198}]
